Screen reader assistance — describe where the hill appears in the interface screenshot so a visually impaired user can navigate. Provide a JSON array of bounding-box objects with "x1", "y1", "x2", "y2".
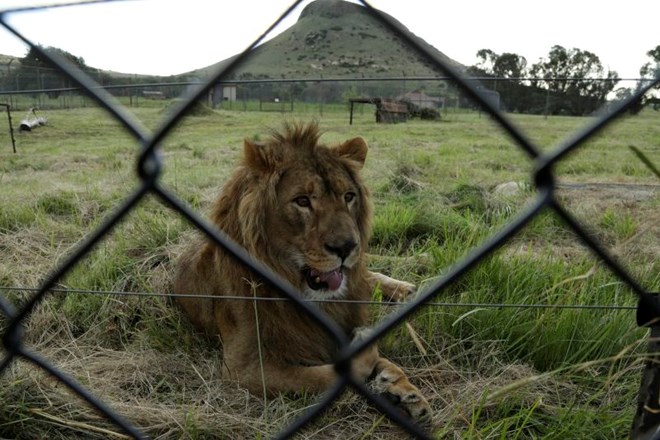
[
  {"x1": 194, "y1": 0, "x2": 463, "y2": 80},
  {"x1": 0, "y1": 52, "x2": 168, "y2": 82},
  {"x1": 0, "y1": 0, "x2": 463, "y2": 83}
]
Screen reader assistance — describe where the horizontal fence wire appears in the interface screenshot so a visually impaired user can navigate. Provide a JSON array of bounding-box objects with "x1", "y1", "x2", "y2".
[
  {"x1": 0, "y1": 286, "x2": 639, "y2": 311},
  {"x1": 0, "y1": 1, "x2": 659, "y2": 439}
]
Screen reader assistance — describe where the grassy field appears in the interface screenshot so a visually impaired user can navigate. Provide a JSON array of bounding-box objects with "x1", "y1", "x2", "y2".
[{"x1": 0, "y1": 102, "x2": 659, "y2": 439}]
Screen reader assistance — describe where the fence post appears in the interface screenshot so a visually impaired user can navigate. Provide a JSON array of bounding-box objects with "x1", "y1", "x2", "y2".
[
  {"x1": 1, "y1": 103, "x2": 16, "y2": 153},
  {"x1": 631, "y1": 294, "x2": 660, "y2": 440}
]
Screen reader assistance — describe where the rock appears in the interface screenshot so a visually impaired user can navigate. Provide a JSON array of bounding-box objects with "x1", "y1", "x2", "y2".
[{"x1": 493, "y1": 181, "x2": 527, "y2": 197}]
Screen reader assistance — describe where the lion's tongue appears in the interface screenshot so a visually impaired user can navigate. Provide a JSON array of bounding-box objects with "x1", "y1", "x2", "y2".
[{"x1": 311, "y1": 269, "x2": 344, "y2": 291}]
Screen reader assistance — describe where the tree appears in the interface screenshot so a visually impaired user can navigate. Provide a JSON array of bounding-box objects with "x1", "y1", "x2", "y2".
[
  {"x1": 473, "y1": 49, "x2": 498, "y2": 74},
  {"x1": 626, "y1": 44, "x2": 660, "y2": 114},
  {"x1": 21, "y1": 45, "x2": 87, "y2": 70},
  {"x1": 493, "y1": 52, "x2": 527, "y2": 79},
  {"x1": 529, "y1": 45, "x2": 619, "y2": 115},
  {"x1": 640, "y1": 44, "x2": 660, "y2": 79},
  {"x1": 468, "y1": 49, "x2": 529, "y2": 112},
  {"x1": 471, "y1": 49, "x2": 528, "y2": 84},
  {"x1": 16, "y1": 45, "x2": 90, "y2": 96}
]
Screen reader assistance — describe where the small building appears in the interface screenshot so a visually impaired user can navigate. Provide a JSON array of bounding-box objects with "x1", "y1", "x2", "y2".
[{"x1": 210, "y1": 83, "x2": 237, "y2": 108}]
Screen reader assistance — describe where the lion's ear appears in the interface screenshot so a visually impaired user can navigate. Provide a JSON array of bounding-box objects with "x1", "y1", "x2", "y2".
[
  {"x1": 243, "y1": 139, "x2": 278, "y2": 172},
  {"x1": 335, "y1": 136, "x2": 368, "y2": 169}
]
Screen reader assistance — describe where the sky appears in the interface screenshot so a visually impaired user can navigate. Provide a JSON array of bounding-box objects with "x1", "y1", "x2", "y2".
[{"x1": 0, "y1": 0, "x2": 658, "y2": 85}]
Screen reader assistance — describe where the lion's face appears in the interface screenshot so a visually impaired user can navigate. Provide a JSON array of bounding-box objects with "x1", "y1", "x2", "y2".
[
  {"x1": 270, "y1": 157, "x2": 364, "y2": 299},
  {"x1": 238, "y1": 123, "x2": 371, "y2": 300}
]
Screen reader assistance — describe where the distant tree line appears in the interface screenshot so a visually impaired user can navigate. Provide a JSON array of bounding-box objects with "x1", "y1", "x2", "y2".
[
  {"x1": 466, "y1": 45, "x2": 620, "y2": 115},
  {"x1": 1, "y1": 45, "x2": 189, "y2": 99},
  {"x1": 467, "y1": 44, "x2": 660, "y2": 116}
]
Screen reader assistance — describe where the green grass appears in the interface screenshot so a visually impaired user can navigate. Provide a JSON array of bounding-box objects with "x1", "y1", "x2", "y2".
[
  {"x1": 600, "y1": 208, "x2": 638, "y2": 241},
  {"x1": 0, "y1": 103, "x2": 658, "y2": 439}
]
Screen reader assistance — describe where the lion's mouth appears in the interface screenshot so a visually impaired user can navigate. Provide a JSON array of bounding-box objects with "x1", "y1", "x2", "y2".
[{"x1": 304, "y1": 267, "x2": 345, "y2": 291}]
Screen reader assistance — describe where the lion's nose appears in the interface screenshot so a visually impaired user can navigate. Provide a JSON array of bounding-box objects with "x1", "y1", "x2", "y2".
[{"x1": 324, "y1": 239, "x2": 357, "y2": 261}]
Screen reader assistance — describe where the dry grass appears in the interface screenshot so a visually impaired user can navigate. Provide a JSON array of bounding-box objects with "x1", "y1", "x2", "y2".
[{"x1": 4, "y1": 297, "x2": 596, "y2": 439}]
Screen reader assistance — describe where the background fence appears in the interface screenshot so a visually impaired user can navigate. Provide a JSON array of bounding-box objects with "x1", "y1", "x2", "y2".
[
  {"x1": 0, "y1": 71, "x2": 649, "y2": 115},
  {"x1": 1, "y1": 1, "x2": 659, "y2": 439}
]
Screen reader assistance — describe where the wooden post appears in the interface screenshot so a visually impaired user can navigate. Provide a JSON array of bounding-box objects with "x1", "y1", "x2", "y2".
[
  {"x1": 631, "y1": 325, "x2": 660, "y2": 439},
  {"x1": 1, "y1": 103, "x2": 16, "y2": 153},
  {"x1": 349, "y1": 100, "x2": 354, "y2": 125},
  {"x1": 631, "y1": 293, "x2": 660, "y2": 440}
]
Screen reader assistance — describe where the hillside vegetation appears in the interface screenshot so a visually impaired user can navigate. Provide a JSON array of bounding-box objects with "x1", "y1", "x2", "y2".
[{"x1": 225, "y1": 0, "x2": 461, "y2": 79}]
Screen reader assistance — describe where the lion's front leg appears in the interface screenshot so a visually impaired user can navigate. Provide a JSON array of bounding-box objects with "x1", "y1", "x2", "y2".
[
  {"x1": 369, "y1": 358, "x2": 431, "y2": 424},
  {"x1": 367, "y1": 271, "x2": 417, "y2": 302},
  {"x1": 228, "y1": 362, "x2": 339, "y2": 396},
  {"x1": 224, "y1": 331, "x2": 380, "y2": 396}
]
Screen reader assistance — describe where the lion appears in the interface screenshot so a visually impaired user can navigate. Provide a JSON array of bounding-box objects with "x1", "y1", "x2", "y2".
[{"x1": 172, "y1": 121, "x2": 430, "y2": 422}]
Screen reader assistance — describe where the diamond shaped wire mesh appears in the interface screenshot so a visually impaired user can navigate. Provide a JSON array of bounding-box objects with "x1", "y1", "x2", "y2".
[{"x1": 0, "y1": 1, "x2": 659, "y2": 439}]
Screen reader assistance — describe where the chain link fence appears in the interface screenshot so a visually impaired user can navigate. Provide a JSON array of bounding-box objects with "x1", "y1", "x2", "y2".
[{"x1": 1, "y1": 1, "x2": 659, "y2": 439}]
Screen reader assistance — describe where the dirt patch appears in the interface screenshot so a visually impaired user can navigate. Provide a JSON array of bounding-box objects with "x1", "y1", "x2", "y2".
[
  {"x1": 557, "y1": 182, "x2": 658, "y2": 203},
  {"x1": 503, "y1": 182, "x2": 659, "y2": 267}
]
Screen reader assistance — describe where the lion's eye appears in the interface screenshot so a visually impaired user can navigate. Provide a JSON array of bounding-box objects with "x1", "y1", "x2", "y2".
[
  {"x1": 294, "y1": 196, "x2": 311, "y2": 208},
  {"x1": 344, "y1": 192, "x2": 356, "y2": 203}
]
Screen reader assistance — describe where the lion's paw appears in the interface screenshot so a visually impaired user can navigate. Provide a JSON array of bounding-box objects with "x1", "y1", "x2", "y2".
[
  {"x1": 370, "y1": 360, "x2": 431, "y2": 424},
  {"x1": 369, "y1": 272, "x2": 417, "y2": 302},
  {"x1": 386, "y1": 280, "x2": 417, "y2": 302}
]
